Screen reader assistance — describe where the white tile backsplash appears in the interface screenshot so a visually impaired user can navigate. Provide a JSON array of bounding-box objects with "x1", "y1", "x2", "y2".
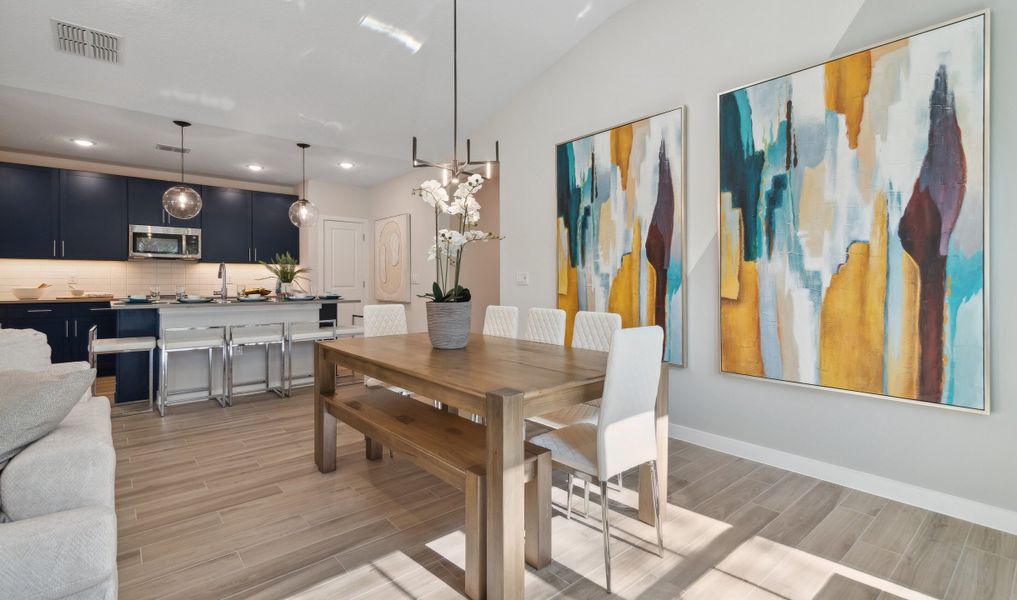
[{"x1": 0, "y1": 259, "x2": 292, "y2": 298}]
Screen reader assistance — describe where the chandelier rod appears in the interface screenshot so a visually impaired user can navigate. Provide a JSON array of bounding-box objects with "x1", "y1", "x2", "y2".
[{"x1": 452, "y1": 0, "x2": 458, "y2": 170}]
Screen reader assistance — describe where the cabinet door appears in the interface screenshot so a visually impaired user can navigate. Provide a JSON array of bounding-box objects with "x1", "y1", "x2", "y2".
[
  {"x1": 252, "y1": 192, "x2": 299, "y2": 263},
  {"x1": 0, "y1": 163, "x2": 59, "y2": 259},
  {"x1": 127, "y1": 177, "x2": 173, "y2": 227},
  {"x1": 201, "y1": 186, "x2": 252, "y2": 263},
  {"x1": 6, "y1": 318, "x2": 70, "y2": 363},
  {"x1": 60, "y1": 170, "x2": 127, "y2": 260}
]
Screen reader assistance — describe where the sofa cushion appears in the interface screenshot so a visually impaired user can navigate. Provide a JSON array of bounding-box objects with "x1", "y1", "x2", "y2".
[
  {"x1": 0, "y1": 328, "x2": 52, "y2": 371},
  {"x1": 0, "y1": 366, "x2": 95, "y2": 470},
  {"x1": 0, "y1": 506, "x2": 117, "y2": 600},
  {"x1": 1, "y1": 396, "x2": 114, "y2": 521}
]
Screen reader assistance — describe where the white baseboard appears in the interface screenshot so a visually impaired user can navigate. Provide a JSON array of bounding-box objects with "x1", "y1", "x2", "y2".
[{"x1": 669, "y1": 424, "x2": 1017, "y2": 535}]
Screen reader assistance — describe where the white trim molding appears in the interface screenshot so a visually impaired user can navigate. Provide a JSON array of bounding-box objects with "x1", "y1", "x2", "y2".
[{"x1": 669, "y1": 423, "x2": 1017, "y2": 535}]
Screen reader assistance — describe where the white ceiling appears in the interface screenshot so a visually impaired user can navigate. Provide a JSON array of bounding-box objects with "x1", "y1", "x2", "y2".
[{"x1": 0, "y1": 0, "x2": 634, "y2": 187}]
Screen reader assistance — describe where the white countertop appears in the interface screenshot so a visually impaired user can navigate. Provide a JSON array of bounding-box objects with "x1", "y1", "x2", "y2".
[{"x1": 109, "y1": 298, "x2": 357, "y2": 310}]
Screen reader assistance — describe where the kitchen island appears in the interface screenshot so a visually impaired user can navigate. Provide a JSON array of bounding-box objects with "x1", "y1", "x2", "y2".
[{"x1": 110, "y1": 298, "x2": 359, "y2": 404}]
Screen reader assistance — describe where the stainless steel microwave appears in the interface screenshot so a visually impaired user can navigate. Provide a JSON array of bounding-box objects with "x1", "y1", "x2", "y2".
[{"x1": 128, "y1": 225, "x2": 201, "y2": 260}]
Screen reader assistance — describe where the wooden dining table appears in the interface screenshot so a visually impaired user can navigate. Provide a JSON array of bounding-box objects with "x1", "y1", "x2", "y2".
[{"x1": 314, "y1": 332, "x2": 669, "y2": 599}]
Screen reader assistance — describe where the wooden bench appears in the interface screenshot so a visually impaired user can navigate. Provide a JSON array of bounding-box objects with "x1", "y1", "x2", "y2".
[{"x1": 322, "y1": 387, "x2": 551, "y2": 600}]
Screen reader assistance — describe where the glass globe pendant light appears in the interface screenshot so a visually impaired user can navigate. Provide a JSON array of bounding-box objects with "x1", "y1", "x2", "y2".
[
  {"x1": 288, "y1": 142, "x2": 319, "y2": 228},
  {"x1": 162, "y1": 120, "x2": 202, "y2": 220}
]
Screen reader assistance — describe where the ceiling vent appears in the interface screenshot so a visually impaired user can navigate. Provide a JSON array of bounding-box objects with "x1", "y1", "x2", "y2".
[
  {"x1": 155, "y1": 143, "x2": 191, "y2": 154},
  {"x1": 51, "y1": 19, "x2": 120, "y2": 64}
]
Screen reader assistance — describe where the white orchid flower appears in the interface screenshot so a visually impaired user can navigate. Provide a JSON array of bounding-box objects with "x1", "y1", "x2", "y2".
[{"x1": 414, "y1": 180, "x2": 450, "y2": 212}]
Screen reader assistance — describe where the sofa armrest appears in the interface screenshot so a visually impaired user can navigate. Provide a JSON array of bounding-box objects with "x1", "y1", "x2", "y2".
[
  {"x1": 0, "y1": 402, "x2": 115, "y2": 521},
  {"x1": 0, "y1": 507, "x2": 117, "y2": 600}
]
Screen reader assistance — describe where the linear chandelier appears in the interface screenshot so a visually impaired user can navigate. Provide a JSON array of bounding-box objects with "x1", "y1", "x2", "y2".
[{"x1": 411, "y1": 0, "x2": 499, "y2": 184}]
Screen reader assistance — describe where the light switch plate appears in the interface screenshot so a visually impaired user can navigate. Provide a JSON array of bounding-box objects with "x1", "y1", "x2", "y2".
[
  {"x1": 516, "y1": 271, "x2": 529, "y2": 286},
  {"x1": 411, "y1": 273, "x2": 420, "y2": 285}
]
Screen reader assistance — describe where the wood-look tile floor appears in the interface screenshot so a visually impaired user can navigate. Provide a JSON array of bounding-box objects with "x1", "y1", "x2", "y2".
[{"x1": 113, "y1": 389, "x2": 1016, "y2": 599}]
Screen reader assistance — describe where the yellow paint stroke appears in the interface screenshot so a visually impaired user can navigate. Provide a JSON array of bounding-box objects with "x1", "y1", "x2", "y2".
[
  {"x1": 608, "y1": 218, "x2": 642, "y2": 329},
  {"x1": 557, "y1": 219, "x2": 580, "y2": 347},
  {"x1": 819, "y1": 192, "x2": 888, "y2": 393},
  {"x1": 720, "y1": 192, "x2": 742, "y2": 300},
  {"x1": 721, "y1": 260, "x2": 764, "y2": 377},
  {"x1": 610, "y1": 124, "x2": 633, "y2": 192},
  {"x1": 646, "y1": 262, "x2": 657, "y2": 326},
  {"x1": 798, "y1": 164, "x2": 833, "y2": 260},
  {"x1": 888, "y1": 251, "x2": 920, "y2": 398},
  {"x1": 824, "y1": 50, "x2": 872, "y2": 149}
]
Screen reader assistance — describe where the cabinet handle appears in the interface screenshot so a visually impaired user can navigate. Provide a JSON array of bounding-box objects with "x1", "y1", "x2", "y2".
[
  {"x1": 61, "y1": 240, "x2": 65, "y2": 257},
  {"x1": 89, "y1": 307, "x2": 110, "y2": 312},
  {"x1": 74, "y1": 319, "x2": 78, "y2": 337},
  {"x1": 65, "y1": 320, "x2": 69, "y2": 337},
  {"x1": 26, "y1": 309, "x2": 52, "y2": 313},
  {"x1": 52, "y1": 240, "x2": 56, "y2": 257},
  {"x1": 254, "y1": 248, "x2": 257, "y2": 262},
  {"x1": 249, "y1": 248, "x2": 251, "y2": 262}
]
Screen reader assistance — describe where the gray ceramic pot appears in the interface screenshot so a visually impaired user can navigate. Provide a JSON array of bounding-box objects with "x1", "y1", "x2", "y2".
[{"x1": 426, "y1": 301, "x2": 472, "y2": 349}]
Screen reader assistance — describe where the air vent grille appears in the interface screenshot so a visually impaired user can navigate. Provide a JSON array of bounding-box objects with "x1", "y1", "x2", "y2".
[
  {"x1": 156, "y1": 143, "x2": 191, "y2": 154},
  {"x1": 52, "y1": 19, "x2": 120, "y2": 63}
]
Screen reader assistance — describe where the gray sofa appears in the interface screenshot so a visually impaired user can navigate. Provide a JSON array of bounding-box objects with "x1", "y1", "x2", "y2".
[{"x1": 0, "y1": 328, "x2": 118, "y2": 600}]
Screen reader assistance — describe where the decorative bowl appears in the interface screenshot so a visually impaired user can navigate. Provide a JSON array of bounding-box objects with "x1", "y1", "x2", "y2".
[{"x1": 12, "y1": 287, "x2": 45, "y2": 300}]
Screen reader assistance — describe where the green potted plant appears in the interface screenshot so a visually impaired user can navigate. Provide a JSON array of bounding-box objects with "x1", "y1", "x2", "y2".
[
  {"x1": 259, "y1": 252, "x2": 310, "y2": 296},
  {"x1": 414, "y1": 174, "x2": 501, "y2": 349}
]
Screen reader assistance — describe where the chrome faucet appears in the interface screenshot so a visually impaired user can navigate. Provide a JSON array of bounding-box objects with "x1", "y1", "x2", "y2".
[{"x1": 217, "y1": 262, "x2": 227, "y2": 301}]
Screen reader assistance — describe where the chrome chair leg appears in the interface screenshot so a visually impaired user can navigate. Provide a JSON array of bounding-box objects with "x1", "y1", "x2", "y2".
[
  {"x1": 650, "y1": 460, "x2": 664, "y2": 557},
  {"x1": 88, "y1": 348, "x2": 97, "y2": 395},
  {"x1": 148, "y1": 348, "x2": 154, "y2": 411},
  {"x1": 158, "y1": 347, "x2": 168, "y2": 417},
  {"x1": 285, "y1": 337, "x2": 293, "y2": 397},
  {"x1": 277, "y1": 341, "x2": 285, "y2": 397},
  {"x1": 220, "y1": 342, "x2": 228, "y2": 404},
  {"x1": 600, "y1": 480, "x2": 612, "y2": 594},
  {"x1": 225, "y1": 343, "x2": 234, "y2": 406},
  {"x1": 566, "y1": 473, "x2": 575, "y2": 521},
  {"x1": 584, "y1": 479, "x2": 590, "y2": 516}
]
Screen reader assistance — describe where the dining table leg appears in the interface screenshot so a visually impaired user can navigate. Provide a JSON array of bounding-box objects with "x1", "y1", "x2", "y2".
[
  {"x1": 314, "y1": 344, "x2": 337, "y2": 473},
  {"x1": 486, "y1": 389, "x2": 525, "y2": 600},
  {"x1": 639, "y1": 363, "x2": 669, "y2": 526}
]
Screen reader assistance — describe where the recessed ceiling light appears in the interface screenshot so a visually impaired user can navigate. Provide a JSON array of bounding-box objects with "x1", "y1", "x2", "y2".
[
  {"x1": 71, "y1": 138, "x2": 95, "y2": 147},
  {"x1": 247, "y1": 164, "x2": 264, "y2": 172},
  {"x1": 338, "y1": 161, "x2": 355, "y2": 170}
]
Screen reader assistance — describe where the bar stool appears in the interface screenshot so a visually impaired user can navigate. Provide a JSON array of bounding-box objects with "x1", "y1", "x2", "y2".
[
  {"x1": 88, "y1": 325, "x2": 156, "y2": 415},
  {"x1": 226, "y1": 323, "x2": 285, "y2": 404},
  {"x1": 157, "y1": 326, "x2": 228, "y2": 417},
  {"x1": 284, "y1": 319, "x2": 337, "y2": 395}
]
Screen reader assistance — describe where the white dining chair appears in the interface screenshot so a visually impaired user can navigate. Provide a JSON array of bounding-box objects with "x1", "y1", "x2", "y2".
[
  {"x1": 528, "y1": 311, "x2": 622, "y2": 508},
  {"x1": 362, "y1": 304, "x2": 410, "y2": 394},
  {"x1": 522, "y1": 307, "x2": 566, "y2": 345},
  {"x1": 483, "y1": 305, "x2": 518, "y2": 339},
  {"x1": 530, "y1": 325, "x2": 665, "y2": 594}
]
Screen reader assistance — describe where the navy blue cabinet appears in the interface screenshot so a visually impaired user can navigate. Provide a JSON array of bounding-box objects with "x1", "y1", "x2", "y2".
[
  {"x1": 4, "y1": 302, "x2": 113, "y2": 373},
  {"x1": 0, "y1": 163, "x2": 59, "y2": 258},
  {"x1": 128, "y1": 177, "x2": 202, "y2": 229},
  {"x1": 252, "y1": 192, "x2": 299, "y2": 263},
  {"x1": 115, "y1": 308, "x2": 158, "y2": 403},
  {"x1": 60, "y1": 170, "x2": 127, "y2": 260},
  {"x1": 201, "y1": 186, "x2": 253, "y2": 263}
]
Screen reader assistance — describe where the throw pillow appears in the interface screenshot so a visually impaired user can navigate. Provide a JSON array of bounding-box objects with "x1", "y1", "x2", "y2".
[{"x1": 0, "y1": 366, "x2": 95, "y2": 469}]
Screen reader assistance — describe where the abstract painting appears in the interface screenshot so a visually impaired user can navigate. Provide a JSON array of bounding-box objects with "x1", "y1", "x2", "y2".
[
  {"x1": 374, "y1": 213, "x2": 410, "y2": 302},
  {"x1": 557, "y1": 107, "x2": 685, "y2": 365},
  {"x1": 719, "y1": 13, "x2": 987, "y2": 411}
]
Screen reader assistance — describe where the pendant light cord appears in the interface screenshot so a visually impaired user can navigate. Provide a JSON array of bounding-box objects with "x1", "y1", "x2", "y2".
[
  {"x1": 302, "y1": 146, "x2": 307, "y2": 195},
  {"x1": 179, "y1": 125, "x2": 185, "y2": 184}
]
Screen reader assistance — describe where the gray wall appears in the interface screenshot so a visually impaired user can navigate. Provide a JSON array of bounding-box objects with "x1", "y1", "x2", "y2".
[{"x1": 477, "y1": 0, "x2": 1016, "y2": 514}]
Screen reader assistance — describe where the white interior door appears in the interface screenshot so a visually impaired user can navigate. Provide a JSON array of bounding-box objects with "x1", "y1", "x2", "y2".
[{"x1": 322, "y1": 218, "x2": 366, "y2": 300}]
